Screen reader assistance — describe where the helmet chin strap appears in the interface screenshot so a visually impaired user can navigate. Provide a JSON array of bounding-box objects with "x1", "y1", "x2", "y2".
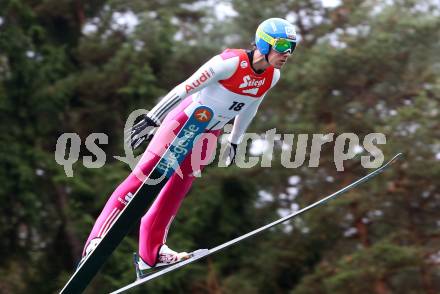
[
  {"x1": 252, "y1": 48, "x2": 272, "y2": 72},
  {"x1": 264, "y1": 46, "x2": 271, "y2": 63},
  {"x1": 265, "y1": 54, "x2": 270, "y2": 62}
]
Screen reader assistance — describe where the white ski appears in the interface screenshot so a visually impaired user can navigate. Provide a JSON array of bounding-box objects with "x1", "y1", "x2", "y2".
[{"x1": 110, "y1": 153, "x2": 403, "y2": 294}]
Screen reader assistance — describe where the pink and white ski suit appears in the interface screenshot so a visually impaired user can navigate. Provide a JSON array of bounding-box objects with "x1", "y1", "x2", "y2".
[{"x1": 83, "y1": 49, "x2": 280, "y2": 266}]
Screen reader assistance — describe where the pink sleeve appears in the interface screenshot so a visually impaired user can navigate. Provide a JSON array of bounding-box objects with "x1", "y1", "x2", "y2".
[{"x1": 220, "y1": 49, "x2": 241, "y2": 60}]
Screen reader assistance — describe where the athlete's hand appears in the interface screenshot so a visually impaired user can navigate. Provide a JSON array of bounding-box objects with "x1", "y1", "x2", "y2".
[
  {"x1": 126, "y1": 115, "x2": 158, "y2": 149},
  {"x1": 223, "y1": 142, "x2": 238, "y2": 166}
]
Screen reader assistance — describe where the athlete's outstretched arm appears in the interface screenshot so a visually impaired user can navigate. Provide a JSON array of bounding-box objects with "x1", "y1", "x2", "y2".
[
  {"x1": 228, "y1": 98, "x2": 264, "y2": 145},
  {"x1": 128, "y1": 55, "x2": 237, "y2": 149},
  {"x1": 147, "y1": 55, "x2": 236, "y2": 124}
]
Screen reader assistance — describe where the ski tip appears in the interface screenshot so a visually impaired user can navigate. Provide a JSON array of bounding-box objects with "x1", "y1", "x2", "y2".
[
  {"x1": 389, "y1": 153, "x2": 404, "y2": 164},
  {"x1": 378, "y1": 153, "x2": 403, "y2": 170}
]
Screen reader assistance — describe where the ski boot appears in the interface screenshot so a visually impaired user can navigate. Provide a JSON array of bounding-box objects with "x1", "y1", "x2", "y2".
[{"x1": 133, "y1": 245, "x2": 190, "y2": 279}]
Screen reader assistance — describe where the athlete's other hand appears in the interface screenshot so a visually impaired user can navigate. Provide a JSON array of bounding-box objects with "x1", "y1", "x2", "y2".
[
  {"x1": 126, "y1": 115, "x2": 158, "y2": 149},
  {"x1": 223, "y1": 142, "x2": 238, "y2": 167}
]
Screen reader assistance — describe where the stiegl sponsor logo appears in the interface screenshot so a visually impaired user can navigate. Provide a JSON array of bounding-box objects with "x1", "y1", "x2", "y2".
[
  {"x1": 239, "y1": 75, "x2": 266, "y2": 88},
  {"x1": 239, "y1": 75, "x2": 266, "y2": 95}
]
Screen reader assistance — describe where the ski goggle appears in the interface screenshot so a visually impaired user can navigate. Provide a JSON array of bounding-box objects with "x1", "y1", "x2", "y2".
[{"x1": 257, "y1": 27, "x2": 296, "y2": 54}]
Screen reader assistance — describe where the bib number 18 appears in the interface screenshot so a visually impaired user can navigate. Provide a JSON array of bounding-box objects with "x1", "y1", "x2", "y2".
[{"x1": 229, "y1": 101, "x2": 245, "y2": 111}]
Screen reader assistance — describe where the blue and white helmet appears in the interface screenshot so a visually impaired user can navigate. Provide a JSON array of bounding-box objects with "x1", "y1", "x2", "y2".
[{"x1": 255, "y1": 18, "x2": 297, "y2": 55}]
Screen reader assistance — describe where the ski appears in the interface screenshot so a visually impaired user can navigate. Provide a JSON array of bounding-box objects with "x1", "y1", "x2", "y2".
[
  {"x1": 60, "y1": 106, "x2": 214, "y2": 294},
  {"x1": 110, "y1": 153, "x2": 403, "y2": 294}
]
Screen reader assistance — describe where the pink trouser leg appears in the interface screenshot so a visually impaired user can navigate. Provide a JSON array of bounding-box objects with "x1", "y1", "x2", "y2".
[
  {"x1": 81, "y1": 97, "x2": 192, "y2": 256},
  {"x1": 82, "y1": 96, "x2": 220, "y2": 264},
  {"x1": 138, "y1": 153, "x2": 196, "y2": 266},
  {"x1": 81, "y1": 152, "x2": 159, "y2": 257},
  {"x1": 139, "y1": 114, "x2": 220, "y2": 266}
]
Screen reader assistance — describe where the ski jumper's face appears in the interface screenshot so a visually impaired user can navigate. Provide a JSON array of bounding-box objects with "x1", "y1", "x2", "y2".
[{"x1": 267, "y1": 48, "x2": 291, "y2": 69}]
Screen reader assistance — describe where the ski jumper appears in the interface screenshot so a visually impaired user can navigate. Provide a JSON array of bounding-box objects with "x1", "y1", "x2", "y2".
[{"x1": 83, "y1": 49, "x2": 281, "y2": 266}]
